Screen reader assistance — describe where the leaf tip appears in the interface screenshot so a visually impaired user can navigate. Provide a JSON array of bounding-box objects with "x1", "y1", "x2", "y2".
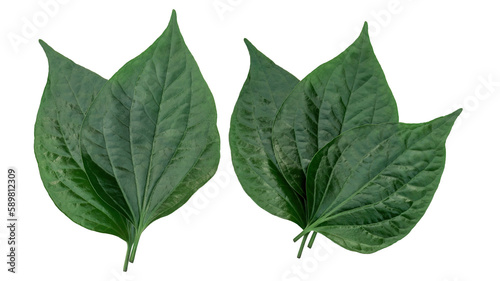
[
  {"x1": 345, "y1": 21, "x2": 372, "y2": 52},
  {"x1": 360, "y1": 21, "x2": 369, "y2": 38},
  {"x1": 444, "y1": 108, "x2": 463, "y2": 123},
  {"x1": 447, "y1": 108, "x2": 463, "y2": 124},
  {"x1": 244, "y1": 38, "x2": 262, "y2": 62},
  {"x1": 39, "y1": 39, "x2": 51, "y2": 52},
  {"x1": 453, "y1": 108, "x2": 463, "y2": 116},
  {"x1": 169, "y1": 9, "x2": 178, "y2": 25},
  {"x1": 243, "y1": 38, "x2": 255, "y2": 52},
  {"x1": 38, "y1": 39, "x2": 58, "y2": 60},
  {"x1": 429, "y1": 108, "x2": 462, "y2": 136}
]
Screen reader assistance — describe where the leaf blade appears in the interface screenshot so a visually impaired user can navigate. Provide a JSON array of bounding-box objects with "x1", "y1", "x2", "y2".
[
  {"x1": 272, "y1": 23, "x2": 399, "y2": 194},
  {"x1": 34, "y1": 41, "x2": 130, "y2": 241},
  {"x1": 80, "y1": 10, "x2": 220, "y2": 231},
  {"x1": 229, "y1": 40, "x2": 306, "y2": 227},
  {"x1": 305, "y1": 109, "x2": 461, "y2": 253}
]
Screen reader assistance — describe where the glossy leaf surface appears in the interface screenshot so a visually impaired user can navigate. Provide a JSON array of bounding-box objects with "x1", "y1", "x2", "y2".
[
  {"x1": 34, "y1": 41, "x2": 131, "y2": 241},
  {"x1": 230, "y1": 22, "x2": 460, "y2": 258},
  {"x1": 35, "y1": 10, "x2": 219, "y2": 270},
  {"x1": 272, "y1": 23, "x2": 398, "y2": 194},
  {"x1": 79, "y1": 10, "x2": 219, "y2": 262},
  {"x1": 229, "y1": 40, "x2": 305, "y2": 227},
  {"x1": 299, "y1": 110, "x2": 461, "y2": 253}
]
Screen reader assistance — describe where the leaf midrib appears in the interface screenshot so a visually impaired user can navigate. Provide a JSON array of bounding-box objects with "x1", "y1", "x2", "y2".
[
  {"x1": 142, "y1": 58, "x2": 192, "y2": 222},
  {"x1": 310, "y1": 122, "x2": 449, "y2": 228}
]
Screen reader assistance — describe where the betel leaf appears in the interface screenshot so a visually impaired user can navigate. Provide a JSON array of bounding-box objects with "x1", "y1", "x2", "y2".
[
  {"x1": 295, "y1": 109, "x2": 461, "y2": 253},
  {"x1": 229, "y1": 40, "x2": 306, "y2": 228},
  {"x1": 34, "y1": 41, "x2": 132, "y2": 242},
  {"x1": 272, "y1": 22, "x2": 398, "y2": 196},
  {"x1": 230, "y1": 22, "x2": 461, "y2": 258},
  {"x1": 79, "y1": 10, "x2": 220, "y2": 268},
  {"x1": 35, "y1": 10, "x2": 220, "y2": 271}
]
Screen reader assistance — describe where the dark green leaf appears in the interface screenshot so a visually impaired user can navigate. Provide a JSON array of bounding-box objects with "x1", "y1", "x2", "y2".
[
  {"x1": 231, "y1": 21, "x2": 460, "y2": 259},
  {"x1": 34, "y1": 41, "x2": 131, "y2": 241},
  {"x1": 298, "y1": 109, "x2": 461, "y2": 253},
  {"x1": 79, "y1": 10, "x2": 220, "y2": 263},
  {"x1": 36, "y1": 10, "x2": 219, "y2": 270},
  {"x1": 272, "y1": 23, "x2": 398, "y2": 195},
  {"x1": 229, "y1": 40, "x2": 306, "y2": 227}
]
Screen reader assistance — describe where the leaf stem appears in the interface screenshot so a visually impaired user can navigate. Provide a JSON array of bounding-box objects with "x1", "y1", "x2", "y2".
[
  {"x1": 129, "y1": 230, "x2": 143, "y2": 263},
  {"x1": 307, "y1": 232, "x2": 317, "y2": 248},
  {"x1": 122, "y1": 223, "x2": 136, "y2": 271},
  {"x1": 293, "y1": 227, "x2": 311, "y2": 242},
  {"x1": 294, "y1": 219, "x2": 323, "y2": 243},
  {"x1": 123, "y1": 241, "x2": 132, "y2": 272},
  {"x1": 297, "y1": 232, "x2": 310, "y2": 258}
]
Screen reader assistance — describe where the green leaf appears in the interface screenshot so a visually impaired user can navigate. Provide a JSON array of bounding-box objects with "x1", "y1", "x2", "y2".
[
  {"x1": 272, "y1": 22, "x2": 398, "y2": 195},
  {"x1": 79, "y1": 10, "x2": 220, "y2": 265},
  {"x1": 34, "y1": 41, "x2": 131, "y2": 241},
  {"x1": 297, "y1": 109, "x2": 461, "y2": 253},
  {"x1": 231, "y1": 21, "x2": 460, "y2": 259},
  {"x1": 36, "y1": 10, "x2": 219, "y2": 270},
  {"x1": 229, "y1": 40, "x2": 306, "y2": 227}
]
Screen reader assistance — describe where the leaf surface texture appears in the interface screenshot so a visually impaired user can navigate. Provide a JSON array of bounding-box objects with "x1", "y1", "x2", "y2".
[
  {"x1": 35, "y1": 10, "x2": 219, "y2": 270},
  {"x1": 230, "y1": 22, "x2": 460, "y2": 257}
]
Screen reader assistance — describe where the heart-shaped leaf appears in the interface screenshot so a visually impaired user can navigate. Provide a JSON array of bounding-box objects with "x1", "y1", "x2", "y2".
[
  {"x1": 294, "y1": 109, "x2": 461, "y2": 253},
  {"x1": 229, "y1": 40, "x2": 306, "y2": 227},
  {"x1": 34, "y1": 41, "x2": 132, "y2": 243},
  {"x1": 272, "y1": 23, "x2": 398, "y2": 196},
  {"x1": 79, "y1": 10, "x2": 220, "y2": 267},
  {"x1": 230, "y1": 22, "x2": 460, "y2": 258},
  {"x1": 35, "y1": 10, "x2": 219, "y2": 271}
]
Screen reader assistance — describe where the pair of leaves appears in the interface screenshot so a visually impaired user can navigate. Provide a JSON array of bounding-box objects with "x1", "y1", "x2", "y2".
[
  {"x1": 34, "y1": 10, "x2": 220, "y2": 271},
  {"x1": 230, "y1": 23, "x2": 460, "y2": 256}
]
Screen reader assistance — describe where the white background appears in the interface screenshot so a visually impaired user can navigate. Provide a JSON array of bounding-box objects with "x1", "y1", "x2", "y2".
[{"x1": 1, "y1": 0, "x2": 499, "y2": 280}]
